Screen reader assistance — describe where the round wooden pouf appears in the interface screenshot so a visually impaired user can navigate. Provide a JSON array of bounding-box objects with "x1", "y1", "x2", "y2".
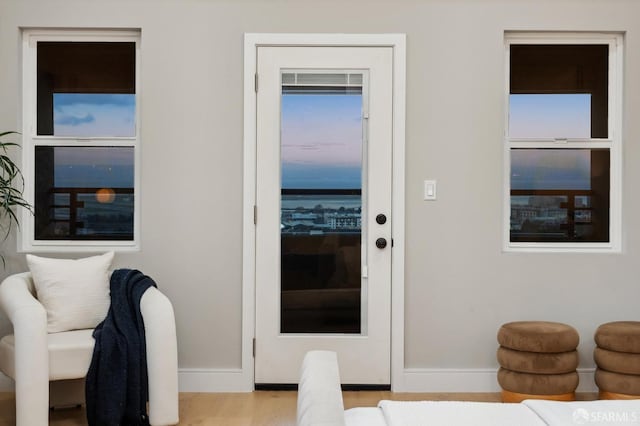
[
  {"x1": 497, "y1": 321, "x2": 579, "y2": 403},
  {"x1": 594, "y1": 322, "x2": 640, "y2": 400}
]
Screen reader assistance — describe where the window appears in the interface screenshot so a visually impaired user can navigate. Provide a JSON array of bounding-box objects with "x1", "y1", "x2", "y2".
[
  {"x1": 504, "y1": 33, "x2": 622, "y2": 251},
  {"x1": 279, "y1": 71, "x2": 365, "y2": 333},
  {"x1": 21, "y1": 29, "x2": 140, "y2": 251}
]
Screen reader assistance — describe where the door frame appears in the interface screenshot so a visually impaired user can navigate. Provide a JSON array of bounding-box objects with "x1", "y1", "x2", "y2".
[{"x1": 242, "y1": 33, "x2": 406, "y2": 391}]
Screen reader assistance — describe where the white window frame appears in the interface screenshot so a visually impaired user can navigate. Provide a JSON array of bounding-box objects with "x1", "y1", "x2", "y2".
[
  {"x1": 503, "y1": 32, "x2": 623, "y2": 253},
  {"x1": 19, "y1": 28, "x2": 141, "y2": 252}
]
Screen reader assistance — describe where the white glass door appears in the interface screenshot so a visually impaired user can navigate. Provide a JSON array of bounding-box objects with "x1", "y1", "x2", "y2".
[{"x1": 255, "y1": 46, "x2": 393, "y2": 385}]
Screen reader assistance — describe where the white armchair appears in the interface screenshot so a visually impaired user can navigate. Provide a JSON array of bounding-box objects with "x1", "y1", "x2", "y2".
[{"x1": 0, "y1": 272, "x2": 179, "y2": 426}]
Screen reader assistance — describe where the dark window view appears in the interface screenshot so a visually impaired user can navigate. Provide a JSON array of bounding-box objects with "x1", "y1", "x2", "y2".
[
  {"x1": 280, "y1": 73, "x2": 364, "y2": 334},
  {"x1": 35, "y1": 41, "x2": 136, "y2": 241},
  {"x1": 510, "y1": 149, "x2": 609, "y2": 242},
  {"x1": 509, "y1": 44, "x2": 610, "y2": 243},
  {"x1": 510, "y1": 44, "x2": 609, "y2": 139},
  {"x1": 37, "y1": 42, "x2": 136, "y2": 137},
  {"x1": 35, "y1": 147, "x2": 134, "y2": 240}
]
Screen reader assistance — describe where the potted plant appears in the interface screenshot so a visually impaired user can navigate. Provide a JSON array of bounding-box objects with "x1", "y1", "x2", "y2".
[{"x1": 0, "y1": 131, "x2": 32, "y2": 266}]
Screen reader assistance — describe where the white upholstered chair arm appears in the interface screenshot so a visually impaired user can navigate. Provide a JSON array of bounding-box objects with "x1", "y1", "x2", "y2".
[
  {"x1": 141, "y1": 286, "x2": 179, "y2": 426},
  {"x1": 297, "y1": 351, "x2": 346, "y2": 426},
  {"x1": 0, "y1": 272, "x2": 50, "y2": 426},
  {"x1": 0, "y1": 272, "x2": 41, "y2": 322}
]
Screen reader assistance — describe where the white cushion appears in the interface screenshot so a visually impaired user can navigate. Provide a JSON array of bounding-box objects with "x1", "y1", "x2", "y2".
[
  {"x1": 378, "y1": 400, "x2": 547, "y2": 426},
  {"x1": 0, "y1": 329, "x2": 95, "y2": 380},
  {"x1": 523, "y1": 399, "x2": 640, "y2": 426},
  {"x1": 27, "y1": 252, "x2": 114, "y2": 333},
  {"x1": 345, "y1": 408, "x2": 387, "y2": 426}
]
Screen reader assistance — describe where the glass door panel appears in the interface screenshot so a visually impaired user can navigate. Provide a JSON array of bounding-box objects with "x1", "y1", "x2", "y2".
[{"x1": 280, "y1": 71, "x2": 366, "y2": 334}]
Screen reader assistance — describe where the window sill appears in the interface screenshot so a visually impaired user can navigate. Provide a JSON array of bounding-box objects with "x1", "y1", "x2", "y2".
[
  {"x1": 18, "y1": 240, "x2": 139, "y2": 253},
  {"x1": 503, "y1": 242, "x2": 620, "y2": 254}
]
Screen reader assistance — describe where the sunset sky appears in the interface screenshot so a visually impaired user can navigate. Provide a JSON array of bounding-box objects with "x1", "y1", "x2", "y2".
[
  {"x1": 51, "y1": 93, "x2": 135, "y2": 187},
  {"x1": 50, "y1": 91, "x2": 595, "y2": 191},
  {"x1": 281, "y1": 93, "x2": 363, "y2": 189},
  {"x1": 509, "y1": 94, "x2": 591, "y2": 139},
  {"x1": 510, "y1": 93, "x2": 593, "y2": 190}
]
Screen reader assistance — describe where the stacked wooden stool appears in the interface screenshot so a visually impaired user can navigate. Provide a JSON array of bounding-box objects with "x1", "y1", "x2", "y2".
[
  {"x1": 497, "y1": 321, "x2": 579, "y2": 402},
  {"x1": 594, "y1": 321, "x2": 640, "y2": 399}
]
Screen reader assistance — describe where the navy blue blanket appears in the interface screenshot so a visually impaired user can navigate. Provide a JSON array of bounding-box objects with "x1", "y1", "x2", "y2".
[{"x1": 85, "y1": 269, "x2": 156, "y2": 426}]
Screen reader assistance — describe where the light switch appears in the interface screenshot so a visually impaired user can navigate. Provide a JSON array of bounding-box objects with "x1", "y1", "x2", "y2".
[{"x1": 424, "y1": 180, "x2": 437, "y2": 200}]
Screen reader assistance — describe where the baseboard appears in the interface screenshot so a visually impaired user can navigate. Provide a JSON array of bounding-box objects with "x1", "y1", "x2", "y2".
[
  {"x1": 1, "y1": 367, "x2": 598, "y2": 394},
  {"x1": 398, "y1": 367, "x2": 597, "y2": 393},
  {"x1": 178, "y1": 368, "x2": 252, "y2": 392},
  {"x1": 400, "y1": 368, "x2": 501, "y2": 392},
  {"x1": 1, "y1": 368, "x2": 253, "y2": 393}
]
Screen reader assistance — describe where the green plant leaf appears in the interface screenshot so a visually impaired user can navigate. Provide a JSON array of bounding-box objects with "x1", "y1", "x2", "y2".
[{"x1": 0, "y1": 131, "x2": 32, "y2": 267}]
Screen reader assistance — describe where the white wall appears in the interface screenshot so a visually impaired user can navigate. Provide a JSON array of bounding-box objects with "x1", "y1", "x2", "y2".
[{"x1": 1, "y1": 0, "x2": 640, "y2": 390}]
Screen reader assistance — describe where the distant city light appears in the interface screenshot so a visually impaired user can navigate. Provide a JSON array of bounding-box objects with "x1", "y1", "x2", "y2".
[{"x1": 95, "y1": 188, "x2": 116, "y2": 203}]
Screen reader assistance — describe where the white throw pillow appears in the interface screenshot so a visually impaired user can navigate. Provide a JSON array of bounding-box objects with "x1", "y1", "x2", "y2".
[{"x1": 26, "y1": 252, "x2": 114, "y2": 333}]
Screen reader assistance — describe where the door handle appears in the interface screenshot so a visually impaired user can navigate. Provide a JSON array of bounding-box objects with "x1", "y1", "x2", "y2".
[{"x1": 375, "y1": 238, "x2": 387, "y2": 249}]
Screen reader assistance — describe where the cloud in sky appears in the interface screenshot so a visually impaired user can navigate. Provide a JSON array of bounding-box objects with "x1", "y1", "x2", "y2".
[
  {"x1": 281, "y1": 94, "x2": 363, "y2": 167},
  {"x1": 53, "y1": 93, "x2": 135, "y2": 137},
  {"x1": 54, "y1": 93, "x2": 135, "y2": 107},
  {"x1": 54, "y1": 113, "x2": 95, "y2": 126}
]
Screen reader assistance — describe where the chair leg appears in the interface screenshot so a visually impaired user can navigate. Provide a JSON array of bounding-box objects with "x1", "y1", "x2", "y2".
[
  {"x1": 13, "y1": 307, "x2": 50, "y2": 426},
  {"x1": 141, "y1": 288, "x2": 179, "y2": 425},
  {"x1": 15, "y1": 366, "x2": 49, "y2": 426}
]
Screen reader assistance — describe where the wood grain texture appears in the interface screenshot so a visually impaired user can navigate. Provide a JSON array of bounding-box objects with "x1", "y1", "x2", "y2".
[
  {"x1": 0, "y1": 391, "x2": 598, "y2": 426},
  {"x1": 501, "y1": 390, "x2": 575, "y2": 403},
  {"x1": 599, "y1": 391, "x2": 640, "y2": 400}
]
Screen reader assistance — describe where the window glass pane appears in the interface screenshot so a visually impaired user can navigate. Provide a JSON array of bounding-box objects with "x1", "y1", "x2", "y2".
[
  {"x1": 281, "y1": 92, "x2": 363, "y2": 189},
  {"x1": 512, "y1": 149, "x2": 592, "y2": 190},
  {"x1": 34, "y1": 146, "x2": 134, "y2": 240},
  {"x1": 509, "y1": 94, "x2": 591, "y2": 139},
  {"x1": 37, "y1": 42, "x2": 136, "y2": 137},
  {"x1": 280, "y1": 74, "x2": 364, "y2": 334},
  {"x1": 53, "y1": 93, "x2": 135, "y2": 137},
  {"x1": 510, "y1": 148, "x2": 609, "y2": 242},
  {"x1": 510, "y1": 44, "x2": 608, "y2": 138}
]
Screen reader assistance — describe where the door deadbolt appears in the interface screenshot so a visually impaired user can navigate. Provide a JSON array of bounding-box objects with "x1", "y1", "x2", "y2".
[
  {"x1": 376, "y1": 214, "x2": 387, "y2": 225},
  {"x1": 376, "y1": 238, "x2": 387, "y2": 249}
]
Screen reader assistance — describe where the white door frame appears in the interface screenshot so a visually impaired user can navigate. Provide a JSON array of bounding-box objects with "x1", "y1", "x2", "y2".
[{"x1": 242, "y1": 33, "x2": 406, "y2": 391}]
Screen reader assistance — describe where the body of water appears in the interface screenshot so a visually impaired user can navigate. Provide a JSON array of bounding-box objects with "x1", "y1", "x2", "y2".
[{"x1": 281, "y1": 194, "x2": 361, "y2": 210}]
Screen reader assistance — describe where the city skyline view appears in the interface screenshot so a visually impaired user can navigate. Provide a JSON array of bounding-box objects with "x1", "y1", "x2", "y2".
[
  {"x1": 508, "y1": 94, "x2": 606, "y2": 241},
  {"x1": 280, "y1": 91, "x2": 363, "y2": 234},
  {"x1": 37, "y1": 93, "x2": 136, "y2": 239}
]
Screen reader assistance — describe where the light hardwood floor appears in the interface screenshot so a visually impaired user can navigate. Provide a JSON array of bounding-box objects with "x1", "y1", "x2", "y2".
[{"x1": 0, "y1": 391, "x2": 597, "y2": 425}]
